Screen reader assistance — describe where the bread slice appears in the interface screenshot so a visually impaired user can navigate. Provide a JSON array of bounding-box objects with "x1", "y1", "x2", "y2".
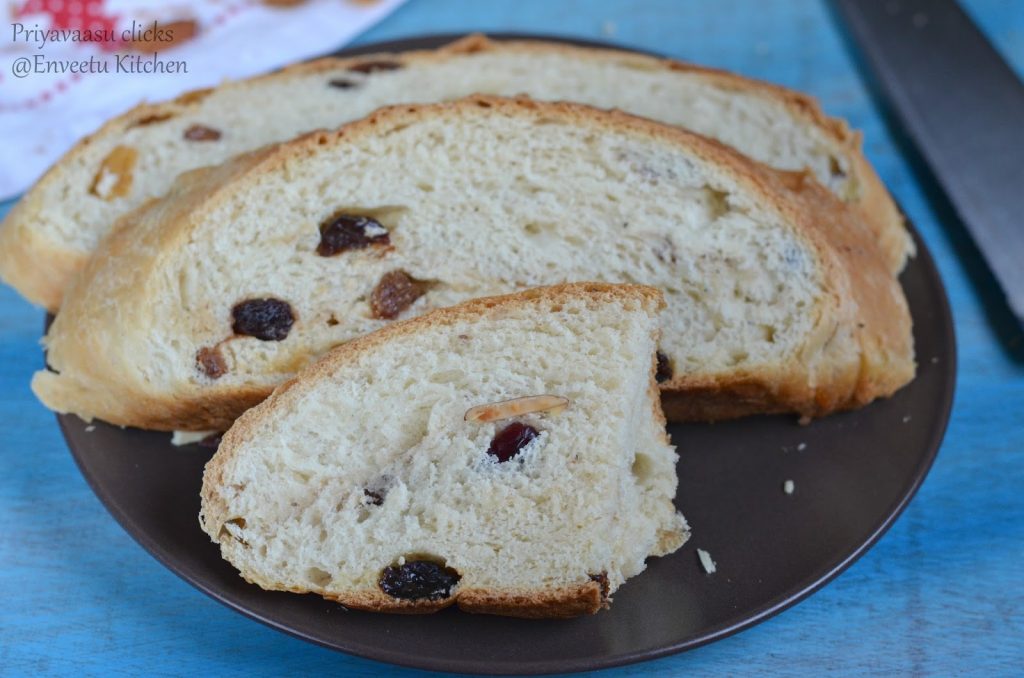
[
  {"x1": 0, "y1": 34, "x2": 909, "y2": 312},
  {"x1": 199, "y1": 283, "x2": 688, "y2": 618},
  {"x1": 32, "y1": 97, "x2": 914, "y2": 429}
]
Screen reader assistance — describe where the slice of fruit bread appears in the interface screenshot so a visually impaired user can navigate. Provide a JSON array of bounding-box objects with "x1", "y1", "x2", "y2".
[
  {"x1": 200, "y1": 283, "x2": 689, "y2": 618},
  {"x1": 0, "y1": 34, "x2": 909, "y2": 311},
  {"x1": 31, "y1": 97, "x2": 915, "y2": 430}
]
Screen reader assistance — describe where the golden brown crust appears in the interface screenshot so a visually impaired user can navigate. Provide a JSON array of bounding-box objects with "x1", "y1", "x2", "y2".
[
  {"x1": 234, "y1": 581, "x2": 606, "y2": 618},
  {"x1": 34, "y1": 96, "x2": 913, "y2": 429},
  {"x1": 320, "y1": 582, "x2": 606, "y2": 618},
  {"x1": 1, "y1": 33, "x2": 909, "y2": 312}
]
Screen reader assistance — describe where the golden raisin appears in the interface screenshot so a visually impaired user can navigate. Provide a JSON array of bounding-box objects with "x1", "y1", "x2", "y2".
[
  {"x1": 90, "y1": 145, "x2": 137, "y2": 200},
  {"x1": 196, "y1": 346, "x2": 227, "y2": 379},
  {"x1": 183, "y1": 124, "x2": 221, "y2": 141},
  {"x1": 369, "y1": 270, "x2": 424, "y2": 319}
]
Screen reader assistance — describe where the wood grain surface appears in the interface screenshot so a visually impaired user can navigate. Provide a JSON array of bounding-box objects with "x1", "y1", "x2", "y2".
[{"x1": 1, "y1": 0, "x2": 1022, "y2": 675}]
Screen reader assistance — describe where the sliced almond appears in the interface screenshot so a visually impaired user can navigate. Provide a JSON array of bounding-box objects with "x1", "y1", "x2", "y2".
[
  {"x1": 90, "y1": 145, "x2": 137, "y2": 200},
  {"x1": 465, "y1": 395, "x2": 570, "y2": 423}
]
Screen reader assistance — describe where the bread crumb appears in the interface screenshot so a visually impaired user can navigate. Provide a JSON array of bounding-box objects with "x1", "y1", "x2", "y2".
[
  {"x1": 931, "y1": 356, "x2": 939, "y2": 364},
  {"x1": 797, "y1": 442, "x2": 807, "y2": 451},
  {"x1": 602, "y1": 20, "x2": 617, "y2": 37},
  {"x1": 697, "y1": 548, "x2": 716, "y2": 574},
  {"x1": 902, "y1": 415, "x2": 912, "y2": 424},
  {"x1": 783, "y1": 479, "x2": 795, "y2": 494},
  {"x1": 85, "y1": 425, "x2": 96, "y2": 432},
  {"x1": 798, "y1": 415, "x2": 812, "y2": 426}
]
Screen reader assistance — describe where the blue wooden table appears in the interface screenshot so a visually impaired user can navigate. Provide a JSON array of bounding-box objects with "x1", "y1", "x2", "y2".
[{"x1": 2, "y1": 1, "x2": 1022, "y2": 675}]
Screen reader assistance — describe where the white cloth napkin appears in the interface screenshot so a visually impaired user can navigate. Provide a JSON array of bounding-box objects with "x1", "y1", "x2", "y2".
[{"x1": 0, "y1": 0, "x2": 406, "y2": 199}]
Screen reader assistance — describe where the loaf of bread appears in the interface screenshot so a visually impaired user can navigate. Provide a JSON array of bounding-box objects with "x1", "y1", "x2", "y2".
[
  {"x1": 31, "y1": 97, "x2": 914, "y2": 429},
  {"x1": 0, "y1": 34, "x2": 910, "y2": 312},
  {"x1": 199, "y1": 283, "x2": 688, "y2": 618}
]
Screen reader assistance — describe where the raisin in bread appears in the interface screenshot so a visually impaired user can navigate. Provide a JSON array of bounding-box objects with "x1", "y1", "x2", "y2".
[
  {"x1": 32, "y1": 97, "x2": 914, "y2": 429},
  {"x1": 199, "y1": 283, "x2": 687, "y2": 617},
  {"x1": 0, "y1": 34, "x2": 909, "y2": 311}
]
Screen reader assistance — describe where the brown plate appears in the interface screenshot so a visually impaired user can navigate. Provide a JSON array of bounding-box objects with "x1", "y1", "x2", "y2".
[{"x1": 55, "y1": 34, "x2": 955, "y2": 675}]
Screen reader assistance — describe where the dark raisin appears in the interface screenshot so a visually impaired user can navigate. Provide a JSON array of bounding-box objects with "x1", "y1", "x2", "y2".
[
  {"x1": 829, "y1": 156, "x2": 847, "y2": 180},
  {"x1": 232, "y1": 298, "x2": 295, "y2": 341},
  {"x1": 328, "y1": 78, "x2": 358, "y2": 89},
  {"x1": 589, "y1": 572, "x2": 610, "y2": 601},
  {"x1": 364, "y1": 488, "x2": 384, "y2": 506},
  {"x1": 369, "y1": 270, "x2": 425, "y2": 319},
  {"x1": 199, "y1": 433, "x2": 224, "y2": 449},
  {"x1": 317, "y1": 214, "x2": 390, "y2": 256},
  {"x1": 487, "y1": 422, "x2": 538, "y2": 463},
  {"x1": 183, "y1": 124, "x2": 221, "y2": 141},
  {"x1": 348, "y1": 60, "x2": 403, "y2": 74},
  {"x1": 655, "y1": 351, "x2": 673, "y2": 383},
  {"x1": 197, "y1": 346, "x2": 227, "y2": 378},
  {"x1": 379, "y1": 560, "x2": 460, "y2": 600}
]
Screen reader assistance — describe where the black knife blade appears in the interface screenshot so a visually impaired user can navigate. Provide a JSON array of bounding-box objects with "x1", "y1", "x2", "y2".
[{"x1": 833, "y1": 0, "x2": 1024, "y2": 327}]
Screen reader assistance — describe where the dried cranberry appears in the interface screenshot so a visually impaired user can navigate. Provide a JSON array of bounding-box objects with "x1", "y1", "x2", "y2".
[
  {"x1": 232, "y1": 299, "x2": 294, "y2": 341},
  {"x1": 655, "y1": 351, "x2": 673, "y2": 383},
  {"x1": 196, "y1": 346, "x2": 227, "y2": 378},
  {"x1": 183, "y1": 124, "x2": 221, "y2": 141},
  {"x1": 379, "y1": 560, "x2": 460, "y2": 600},
  {"x1": 369, "y1": 270, "x2": 425, "y2": 320},
  {"x1": 317, "y1": 214, "x2": 389, "y2": 256},
  {"x1": 327, "y1": 78, "x2": 358, "y2": 89},
  {"x1": 348, "y1": 60, "x2": 403, "y2": 74},
  {"x1": 487, "y1": 422, "x2": 538, "y2": 463}
]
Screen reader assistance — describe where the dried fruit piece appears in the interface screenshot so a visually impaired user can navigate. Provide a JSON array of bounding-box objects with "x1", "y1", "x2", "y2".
[
  {"x1": 655, "y1": 351, "x2": 673, "y2": 383},
  {"x1": 465, "y1": 395, "x2": 569, "y2": 423},
  {"x1": 317, "y1": 214, "x2": 389, "y2": 256},
  {"x1": 829, "y1": 156, "x2": 847, "y2": 180},
  {"x1": 328, "y1": 78, "x2": 358, "y2": 89},
  {"x1": 348, "y1": 60, "x2": 403, "y2": 74},
  {"x1": 183, "y1": 124, "x2": 222, "y2": 141},
  {"x1": 199, "y1": 432, "x2": 224, "y2": 449},
  {"x1": 90, "y1": 145, "x2": 137, "y2": 200},
  {"x1": 196, "y1": 346, "x2": 227, "y2": 378},
  {"x1": 132, "y1": 112, "x2": 175, "y2": 127},
  {"x1": 589, "y1": 572, "x2": 610, "y2": 602},
  {"x1": 232, "y1": 298, "x2": 295, "y2": 341},
  {"x1": 363, "y1": 475, "x2": 392, "y2": 506},
  {"x1": 487, "y1": 422, "x2": 539, "y2": 463},
  {"x1": 379, "y1": 560, "x2": 460, "y2": 600},
  {"x1": 369, "y1": 270, "x2": 424, "y2": 319}
]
